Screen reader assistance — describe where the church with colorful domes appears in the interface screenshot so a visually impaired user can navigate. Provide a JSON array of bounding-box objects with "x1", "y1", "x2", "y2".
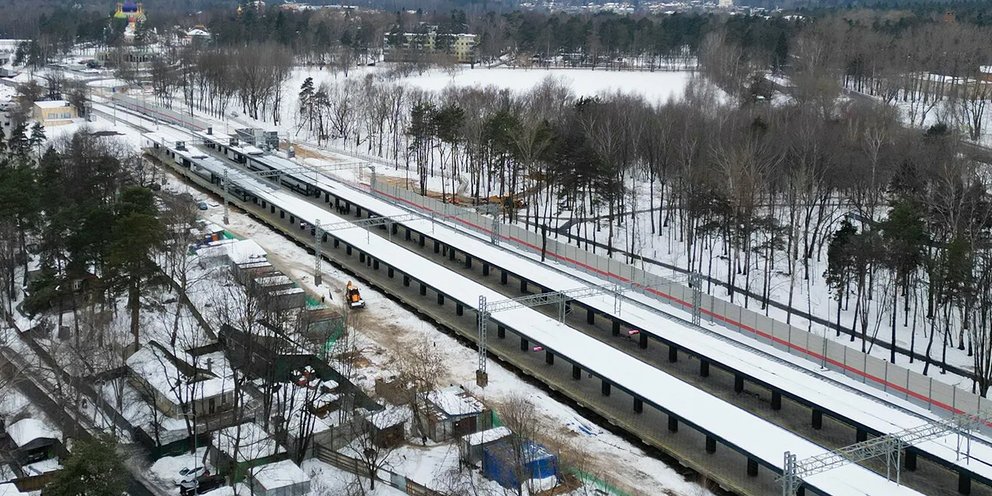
[{"x1": 113, "y1": 2, "x2": 147, "y2": 41}]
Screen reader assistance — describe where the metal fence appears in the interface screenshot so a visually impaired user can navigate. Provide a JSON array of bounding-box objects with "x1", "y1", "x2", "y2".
[{"x1": 367, "y1": 180, "x2": 991, "y2": 431}]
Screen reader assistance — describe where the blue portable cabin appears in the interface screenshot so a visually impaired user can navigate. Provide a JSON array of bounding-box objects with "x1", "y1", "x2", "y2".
[{"x1": 481, "y1": 439, "x2": 559, "y2": 490}]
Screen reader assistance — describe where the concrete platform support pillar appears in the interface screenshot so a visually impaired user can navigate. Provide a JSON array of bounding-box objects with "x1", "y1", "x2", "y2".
[
  {"x1": 449, "y1": 248, "x2": 456, "y2": 261},
  {"x1": 668, "y1": 345, "x2": 677, "y2": 363},
  {"x1": 668, "y1": 416, "x2": 678, "y2": 433},
  {"x1": 405, "y1": 228, "x2": 411, "y2": 241},
  {"x1": 520, "y1": 338, "x2": 528, "y2": 351},
  {"x1": 497, "y1": 326, "x2": 505, "y2": 339},
  {"x1": 388, "y1": 268, "x2": 394, "y2": 278},
  {"x1": 734, "y1": 375, "x2": 744, "y2": 393},
  {"x1": 587, "y1": 309, "x2": 595, "y2": 325},
  {"x1": 638, "y1": 333, "x2": 648, "y2": 349},
  {"x1": 465, "y1": 255, "x2": 472, "y2": 269},
  {"x1": 700, "y1": 360, "x2": 710, "y2": 377},
  {"x1": 346, "y1": 246, "x2": 352, "y2": 256},
  {"x1": 500, "y1": 271, "x2": 508, "y2": 285},
  {"x1": 771, "y1": 391, "x2": 782, "y2": 411},
  {"x1": 437, "y1": 293, "x2": 444, "y2": 305},
  {"x1": 545, "y1": 351, "x2": 554, "y2": 365},
  {"x1": 403, "y1": 276, "x2": 410, "y2": 287},
  {"x1": 373, "y1": 260, "x2": 380, "y2": 270},
  {"x1": 433, "y1": 240, "x2": 440, "y2": 253},
  {"x1": 456, "y1": 304, "x2": 464, "y2": 316},
  {"x1": 812, "y1": 409, "x2": 823, "y2": 430},
  {"x1": 960, "y1": 473, "x2": 972, "y2": 495},
  {"x1": 856, "y1": 428, "x2": 867, "y2": 443},
  {"x1": 333, "y1": 239, "x2": 339, "y2": 248},
  {"x1": 705, "y1": 436, "x2": 716, "y2": 454},
  {"x1": 419, "y1": 284, "x2": 427, "y2": 296},
  {"x1": 355, "y1": 206, "x2": 362, "y2": 217},
  {"x1": 747, "y1": 459, "x2": 758, "y2": 477},
  {"x1": 359, "y1": 253, "x2": 366, "y2": 263},
  {"x1": 520, "y1": 280, "x2": 528, "y2": 293},
  {"x1": 482, "y1": 263, "x2": 490, "y2": 276},
  {"x1": 419, "y1": 234, "x2": 425, "y2": 247},
  {"x1": 633, "y1": 398, "x2": 643, "y2": 414},
  {"x1": 572, "y1": 365, "x2": 581, "y2": 380},
  {"x1": 611, "y1": 321, "x2": 620, "y2": 336},
  {"x1": 904, "y1": 450, "x2": 917, "y2": 471},
  {"x1": 601, "y1": 380, "x2": 611, "y2": 396}
]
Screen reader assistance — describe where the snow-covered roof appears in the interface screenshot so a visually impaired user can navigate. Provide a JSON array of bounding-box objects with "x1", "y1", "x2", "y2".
[
  {"x1": 126, "y1": 342, "x2": 235, "y2": 403},
  {"x1": 254, "y1": 275, "x2": 293, "y2": 287},
  {"x1": 462, "y1": 426, "x2": 510, "y2": 446},
  {"x1": 6, "y1": 419, "x2": 59, "y2": 447},
  {"x1": 250, "y1": 459, "x2": 309, "y2": 490},
  {"x1": 214, "y1": 423, "x2": 284, "y2": 462},
  {"x1": 33, "y1": 100, "x2": 70, "y2": 109},
  {"x1": 197, "y1": 239, "x2": 266, "y2": 265},
  {"x1": 427, "y1": 386, "x2": 485, "y2": 417},
  {"x1": 270, "y1": 287, "x2": 304, "y2": 297},
  {"x1": 23, "y1": 458, "x2": 61, "y2": 476},
  {"x1": 368, "y1": 405, "x2": 411, "y2": 429}
]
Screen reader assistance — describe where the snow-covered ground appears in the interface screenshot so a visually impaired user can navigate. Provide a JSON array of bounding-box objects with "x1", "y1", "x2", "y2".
[{"x1": 171, "y1": 167, "x2": 713, "y2": 495}]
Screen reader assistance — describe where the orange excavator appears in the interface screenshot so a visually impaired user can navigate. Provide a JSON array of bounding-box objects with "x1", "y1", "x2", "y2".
[{"x1": 345, "y1": 281, "x2": 366, "y2": 309}]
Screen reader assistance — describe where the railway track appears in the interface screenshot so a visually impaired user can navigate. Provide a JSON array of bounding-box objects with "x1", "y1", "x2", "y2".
[{"x1": 107, "y1": 98, "x2": 985, "y2": 495}]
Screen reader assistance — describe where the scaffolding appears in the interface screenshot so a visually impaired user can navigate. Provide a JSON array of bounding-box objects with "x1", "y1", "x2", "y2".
[
  {"x1": 476, "y1": 283, "x2": 624, "y2": 383},
  {"x1": 780, "y1": 412, "x2": 987, "y2": 495}
]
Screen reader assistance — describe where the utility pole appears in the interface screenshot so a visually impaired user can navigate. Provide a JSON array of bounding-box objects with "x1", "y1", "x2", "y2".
[
  {"x1": 222, "y1": 169, "x2": 230, "y2": 225},
  {"x1": 476, "y1": 295, "x2": 488, "y2": 387},
  {"x1": 690, "y1": 272, "x2": 702, "y2": 326},
  {"x1": 314, "y1": 220, "x2": 323, "y2": 286}
]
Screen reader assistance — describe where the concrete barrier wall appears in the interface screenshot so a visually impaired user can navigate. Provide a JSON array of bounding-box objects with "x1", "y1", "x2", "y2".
[{"x1": 366, "y1": 180, "x2": 989, "y2": 428}]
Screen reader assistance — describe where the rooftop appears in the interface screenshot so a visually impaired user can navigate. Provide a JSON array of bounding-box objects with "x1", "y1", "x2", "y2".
[
  {"x1": 33, "y1": 100, "x2": 70, "y2": 109},
  {"x1": 427, "y1": 386, "x2": 485, "y2": 417},
  {"x1": 250, "y1": 459, "x2": 309, "y2": 490},
  {"x1": 126, "y1": 341, "x2": 235, "y2": 403},
  {"x1": 214, "y1": 423, "x2": 285, "y2": 462},
  {"x1": 368, "y1": 405, "x2": 411, "y2": 429},
  {"x1": 6, "y1": 419, "x2": 59, "y2": 447},
  {"x1": 462, "y1": 426, "x2": 511, "y2": 446}
]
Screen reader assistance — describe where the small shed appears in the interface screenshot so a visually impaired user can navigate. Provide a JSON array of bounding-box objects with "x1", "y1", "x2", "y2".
[
  {"x1": 6, "y1": 419, "x2": 62, "y2": 466},
  {"x1": 248, "y1": 459, "x2": 310, "y2": 496},
  {"x1": 265, "y1": 287, "x2": 306, "y2": 311},
  {"x1": 367, "y1": 406, "x2": 411, "y2": 449},
  {"x1": 459, "y1": 426, "x2": 511, "y2": 465},
  {"x1": 210, "y1": 422, "x2": 287, "y2": 481},
  {"x1": 482, "y1": 440, "x2": 559, "y2": 491},
  {"x1": 421, "y1": 386, "x2": 491, "y2": 442}
]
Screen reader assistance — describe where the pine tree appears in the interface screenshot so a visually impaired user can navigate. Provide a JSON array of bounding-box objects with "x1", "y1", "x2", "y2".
[{"x1": 44, "y1": 435, "x2": 127, "y2": 496}]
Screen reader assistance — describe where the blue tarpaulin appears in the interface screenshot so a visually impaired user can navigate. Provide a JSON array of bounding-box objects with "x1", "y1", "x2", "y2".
[{"x1": 482, "y1": 439, "x2": 558, "y2": 489}]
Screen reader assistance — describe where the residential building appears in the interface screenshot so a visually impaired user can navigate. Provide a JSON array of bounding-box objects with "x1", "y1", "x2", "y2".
[
  {"x1": 383, "y1": 27, "x2": 478, "y2": 64},
  {"x1": 32, "y1": 101, "x2": 77, "y2": 127},
  {"x1": 126, "y1": 341, "x2": 237, "y2": 422}
]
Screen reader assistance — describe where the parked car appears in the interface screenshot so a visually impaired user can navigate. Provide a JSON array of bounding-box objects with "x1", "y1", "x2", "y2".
[
  {"x1": 179, "y1": 474, "x2": 224, "y2": 496},
  {"x1": 197, "y1": 200, "x2": 208, "y2": 211}
]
